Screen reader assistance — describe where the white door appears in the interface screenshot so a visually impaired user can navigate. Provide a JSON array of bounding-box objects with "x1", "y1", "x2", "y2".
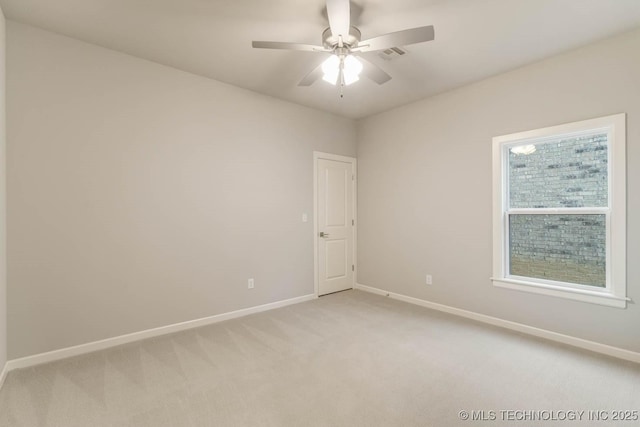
[{"x1": 316, "y1": 156, "x2": 355, "y2": 296}]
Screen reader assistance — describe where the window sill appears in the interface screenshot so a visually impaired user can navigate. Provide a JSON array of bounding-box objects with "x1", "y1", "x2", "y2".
[{"x1": 491, "y1": 278, "x2": 628, "y2": 308}]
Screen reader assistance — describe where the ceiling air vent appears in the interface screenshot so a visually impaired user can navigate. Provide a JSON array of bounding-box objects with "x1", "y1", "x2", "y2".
[{"x1": 378, "y1": 47, "x2": 407, "y2": 61}]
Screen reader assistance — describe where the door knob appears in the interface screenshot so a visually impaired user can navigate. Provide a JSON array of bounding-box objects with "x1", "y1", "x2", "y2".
[{"x1": 320, "y1": 232, "x2": 330, "y2": 238}]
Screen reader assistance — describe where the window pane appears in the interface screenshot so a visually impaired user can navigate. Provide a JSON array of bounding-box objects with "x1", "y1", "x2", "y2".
[
  {"x1": 508, "y1": 133, "x2": 608, "y2": 208},
  {"x1": 509, "y1": 214, "x2": 606, "y2": 287}
]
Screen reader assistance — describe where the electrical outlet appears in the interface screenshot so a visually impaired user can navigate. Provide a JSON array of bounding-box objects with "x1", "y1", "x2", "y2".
[
  {"x1": 248, "y1": 278, "x2": 254, "y2": 289},
  {"x1": 302, "y1": 213, "x2": 308, "y2": 223},
  {"x1": 426, "y1": 274, "x2": 433, "y2": 285}
]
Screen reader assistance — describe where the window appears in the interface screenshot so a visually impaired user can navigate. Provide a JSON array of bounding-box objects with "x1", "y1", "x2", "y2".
[{"x1": 492, "y1": 114, "x2": 627, "y2": 308}]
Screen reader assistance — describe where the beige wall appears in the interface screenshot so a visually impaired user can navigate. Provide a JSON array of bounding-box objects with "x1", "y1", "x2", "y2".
[
  {"x1": 0, "y1": 5, "x2": 6, "y2": 371},
  {"x1": 7, "y1": 22, "x2": 357, "y2": 359},
  {"x1": 357, "y1": 28, "x2": 640, "y2": 353}
]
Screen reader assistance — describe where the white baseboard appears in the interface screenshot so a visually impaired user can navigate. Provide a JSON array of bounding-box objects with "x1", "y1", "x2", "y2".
[
  {"x1": 355, "y1": 283, "x2": 640, "y2": 364},
  {"x1": 0, "y1": 361, "x2": 8, "y2": 390},
  {"x1": 5, "y1": 293, "x2": 316, "y2": 372}
]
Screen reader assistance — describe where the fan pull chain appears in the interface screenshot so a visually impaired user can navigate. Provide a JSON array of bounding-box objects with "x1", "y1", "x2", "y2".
[{"x1": 340, "y1": 59, "x2": 345, "y2": 98}]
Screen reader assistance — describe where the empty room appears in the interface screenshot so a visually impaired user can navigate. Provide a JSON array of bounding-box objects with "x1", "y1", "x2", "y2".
[{"x1": 0, "y1": 0, "x2": 639, "y2": 426}]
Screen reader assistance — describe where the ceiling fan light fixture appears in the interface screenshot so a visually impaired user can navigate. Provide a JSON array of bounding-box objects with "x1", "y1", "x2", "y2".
[
  {"x1": 322, "y1": 72, "x2": 339, "y2": 85},
  {"x1": 321, "y1": 55, "x2": 340, "y2": 85},
  {"x1": 252, "y1": 0, "x2": 436, "y2": 89},
  {"x1": 321, "y1": 54, "x2": 363, "y2": 86},
  {"x1": 342, "y1": 55, "x2": 363, "y2": 86}
]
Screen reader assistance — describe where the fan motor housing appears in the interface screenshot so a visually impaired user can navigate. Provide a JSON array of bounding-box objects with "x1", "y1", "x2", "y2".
[{"x1": 322, "y1": 26, "x2": 361, "y2": 49}]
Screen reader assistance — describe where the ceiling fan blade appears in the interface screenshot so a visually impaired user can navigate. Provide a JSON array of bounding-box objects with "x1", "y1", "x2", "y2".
[
  {"x1": 298, "y1": 63, "x2": 325, "y2": 87},
  {"x1": 358, "y1": 25, "x2": 435, "y2": 52},
  {"x1": 252, "y1": 41, "x2": 328, "y2": 52},
  {"x1": 358, "y1": 57, "x2": 392, "y2": 85},
  {"x1": 326, "y1": 0, "x2": 351, "y2": 39}
]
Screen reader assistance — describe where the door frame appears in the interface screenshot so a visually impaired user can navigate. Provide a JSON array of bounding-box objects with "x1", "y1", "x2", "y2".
[{"x1": 313, "y1": 151, "x2": 357, "y2": 297}]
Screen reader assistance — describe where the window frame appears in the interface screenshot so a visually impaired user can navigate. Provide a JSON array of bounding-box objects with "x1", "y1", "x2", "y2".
[{"x1": 491, "y1": 114, "x2": 627, "y2": 308}]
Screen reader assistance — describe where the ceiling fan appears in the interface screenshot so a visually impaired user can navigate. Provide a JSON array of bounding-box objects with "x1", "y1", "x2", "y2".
[{"x1": 252, "y1": 0, "x2": 435, "y2": 89}]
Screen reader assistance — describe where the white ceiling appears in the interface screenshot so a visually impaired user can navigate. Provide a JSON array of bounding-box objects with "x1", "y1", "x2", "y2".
[{"x1": 2, "y1": 0, "x2": 640, "y2": 119}]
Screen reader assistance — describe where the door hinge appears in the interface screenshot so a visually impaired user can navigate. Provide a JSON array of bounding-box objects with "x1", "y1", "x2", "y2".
[
  {"x1": 352, "y1": 219, "x2": 354, "y2": 225},
  {"x1": 352, "y1": 174, "x2": 354, "y2": 181},
  {"x1": 352, "y1": 265, "x2": 355, "y2": 271}
]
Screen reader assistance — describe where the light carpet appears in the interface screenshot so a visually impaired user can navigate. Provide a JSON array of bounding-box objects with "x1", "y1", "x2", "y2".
[{"x1": 0, "y1": 290, "x2": 638, "y2": 426}]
